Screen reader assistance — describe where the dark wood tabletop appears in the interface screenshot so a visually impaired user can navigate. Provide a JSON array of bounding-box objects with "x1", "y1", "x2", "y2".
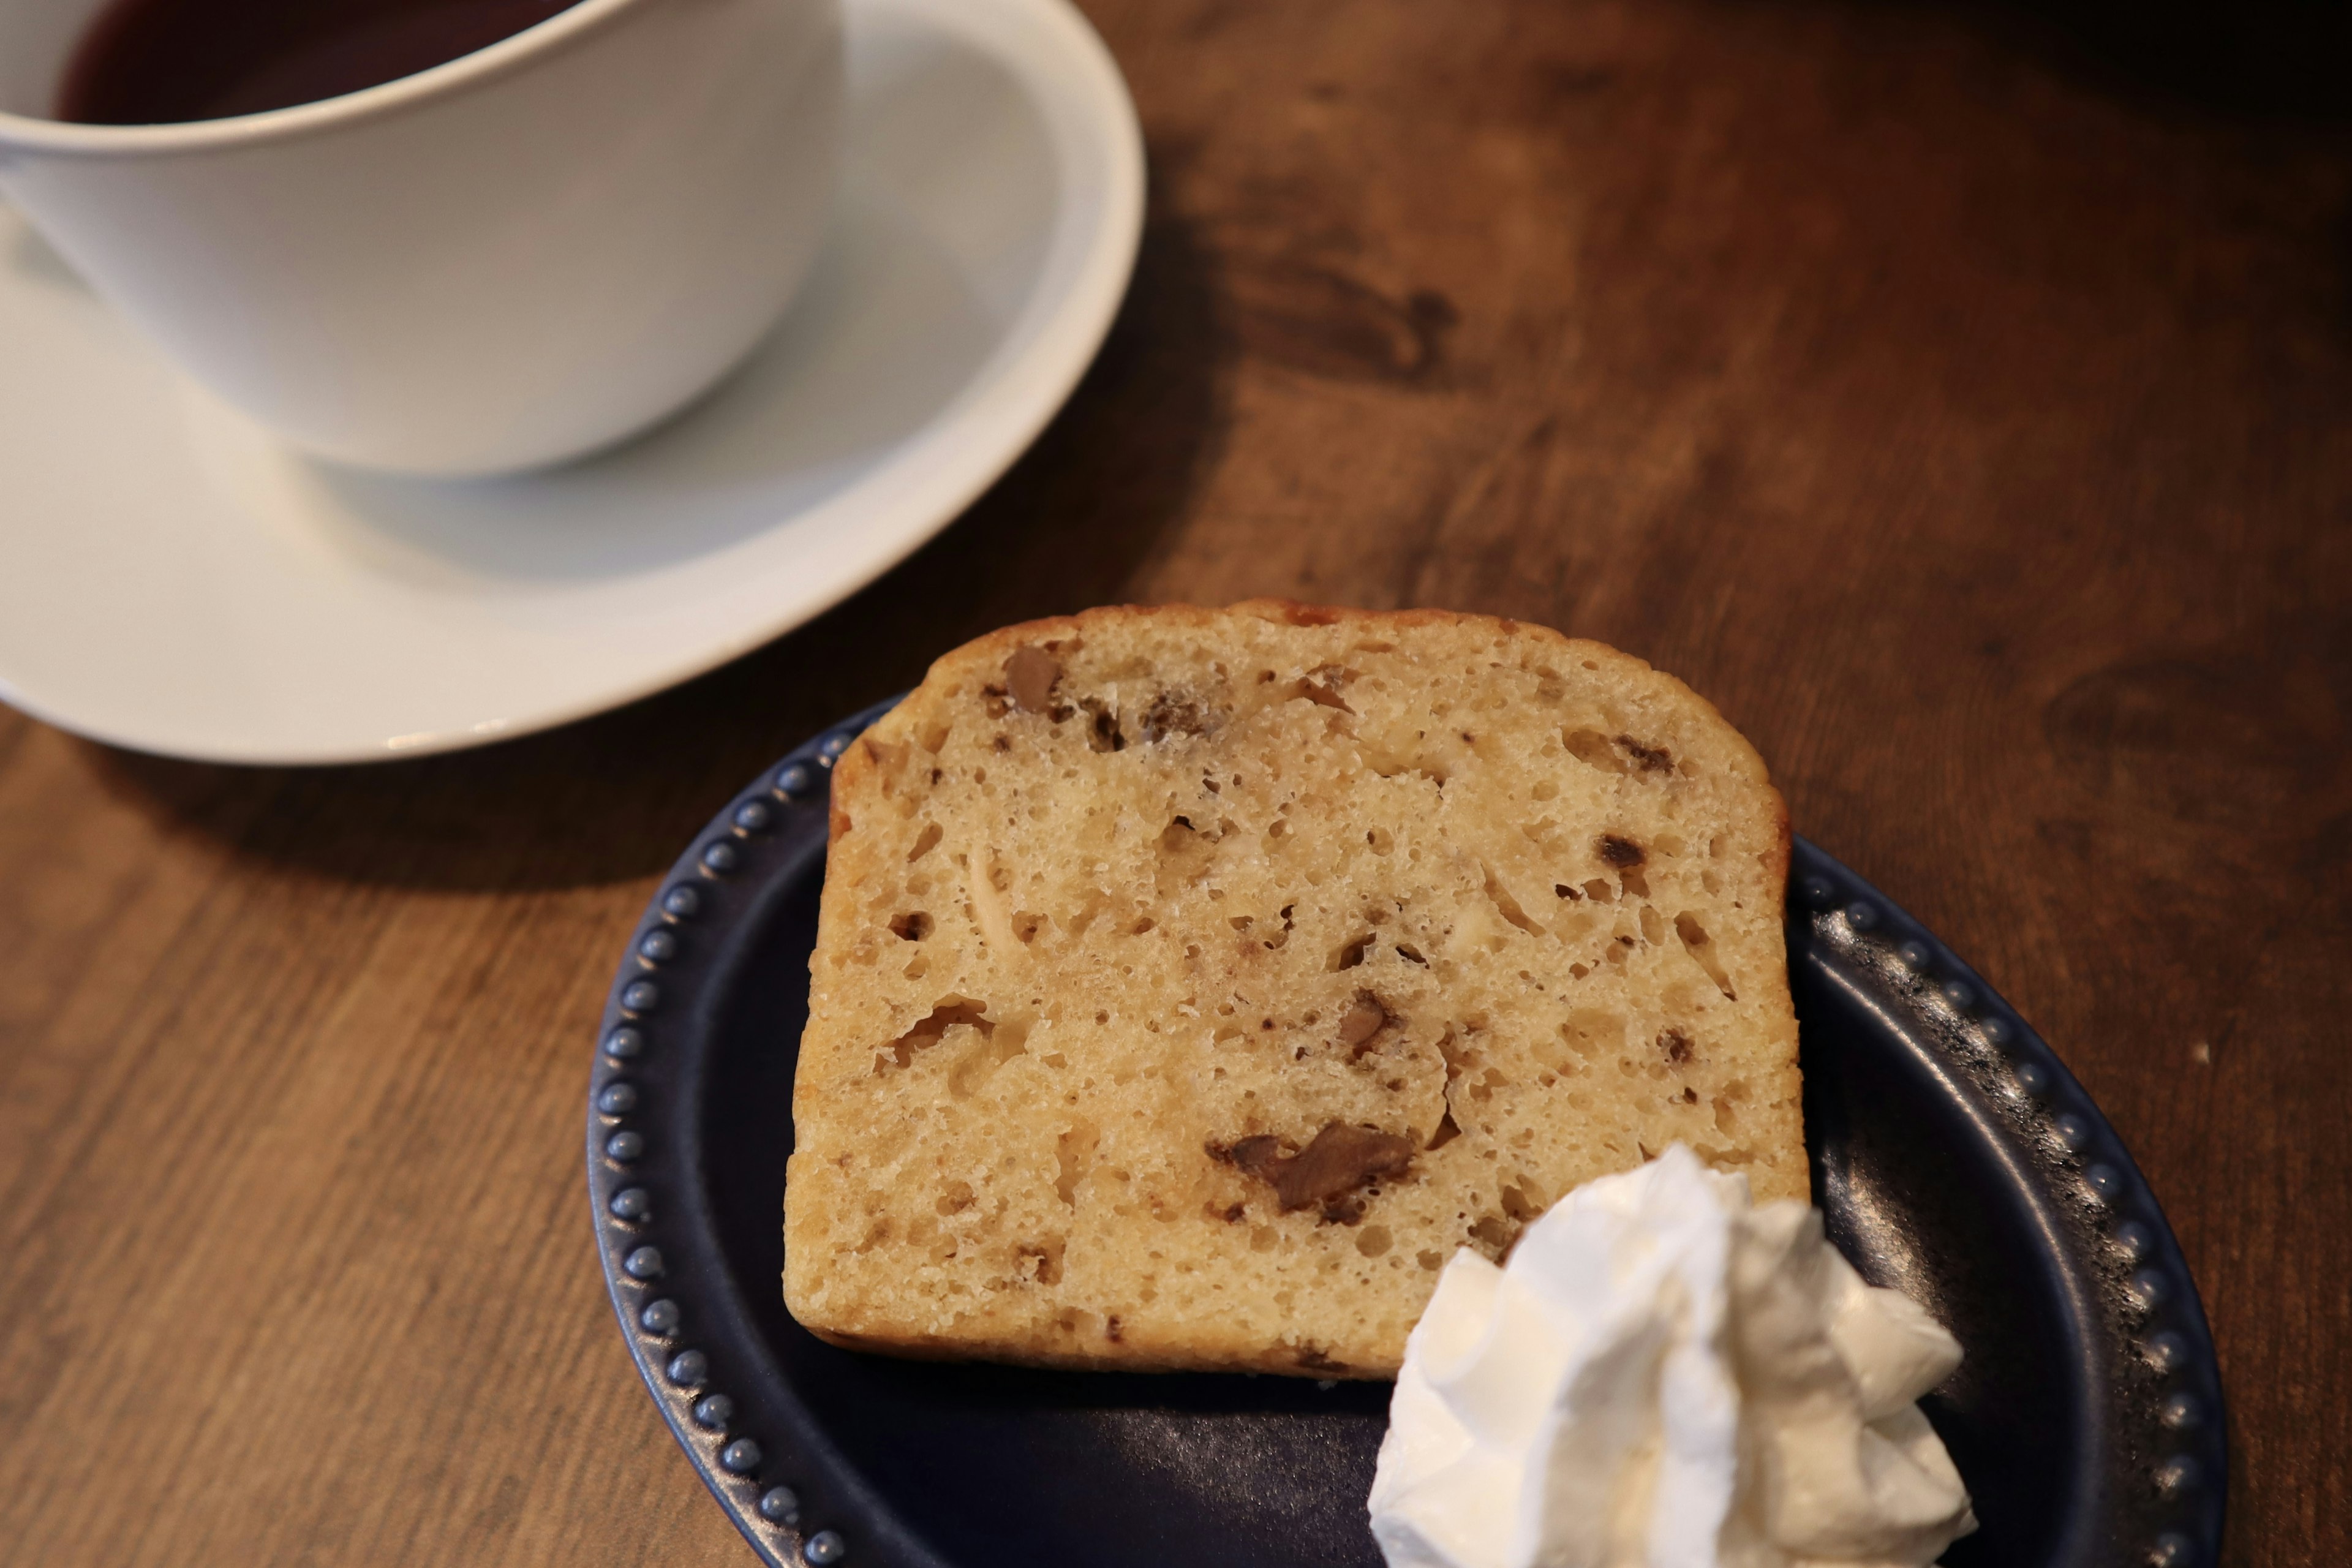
[{"x1": 4, "y1": 0, "x2": 2345, "y2": 1561}]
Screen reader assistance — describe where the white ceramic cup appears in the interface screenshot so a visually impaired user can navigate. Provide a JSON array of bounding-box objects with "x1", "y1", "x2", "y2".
[{"x1": 0, "y1": 0, "x2": 842, "y2": 475}]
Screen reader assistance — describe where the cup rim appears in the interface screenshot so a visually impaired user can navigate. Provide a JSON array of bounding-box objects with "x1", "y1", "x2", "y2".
[{"x1": 0, "y1": 0, "x2": 641, "y2": 155}]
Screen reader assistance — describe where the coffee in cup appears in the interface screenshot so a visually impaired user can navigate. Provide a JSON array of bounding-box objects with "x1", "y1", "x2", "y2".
[
  {"x1": 59, "y1": 0, "x2": 583, "y2": 124},
  {"x1": 0, "y1": 0, "x2": 842, "y2": 476}
]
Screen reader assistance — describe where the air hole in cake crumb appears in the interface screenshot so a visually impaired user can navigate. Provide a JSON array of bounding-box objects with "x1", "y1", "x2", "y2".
[
  {"x1": 1583, "y1": 878, "x2": 1615, "y2": 903},
  {"x1": 936, "y1": 1182, "x2": 976, "y2": 1215},
  {"x1": 1332, "y1": 934, "x2": 1373, "y2": 971},
  {"x1": 1014, "y1": 913, "x2": 1045, "y2": 943},
  {"x1": 1561, "y1": 1008, "x2": 1622, "y2": 1058},
  {"x1": 890, "y1": 912, "x2": 933, "y2": 941},
  {"x1": 877, "y1": 998, "x2": 990, "y2": 1071},
  {"x1": 1094, "y1": 1010, "x2": 1109, "y2": 1024},
  {"x1": 1054, "y1": 1126, "x2": 1096, "y2": 1204},
  {"x1": 1130, "y1": 918, "x2": 1156, "y2": 935},
  {"x1": 903, "y1": 956, "x2": 928, "y2": 980},
  {"x1": 1565, "y1": 728, "x2": 1629, "y2": 774},
  {"x1": 1569, "y1": 963, "x2": 1591, "y2": 979},
  {"x1": 1621, "y1": 866, "x2": 1650, "y2": 899},
  {"x1": 1480, "y1": 865, "x2": 1545, "y2": 936},
  {"x1": 1357, "y1": 1225, "x2": 1393, "y2": 1257},
  {"x1": 1469, "y1": 1215, "x2": 1517, "y2": 1257},
  {"x1": 1396, "y1": 944, "x2": 1426, "y2": 965},
  {"x1": 1500, "y1": 1178, "x2": 1546, "y2": 1221},
  {"x1": 1339, "y1": 993, "x2": 1389, "y2": 1055},
  {"x1": 1675, "y1": 913, "x2": 1738, "y2": 1000},
  {"x1": 1366, "y1": 826, "x2": 1394, "y2": 855},
  {"x1": 948, "y1": 1014, "x2": 1031, "y2": 1098},
  {"x1": 1427, "y1": 1109, "x2": 1463, "y2": 1150},
  {"x1": 1638, "y1": 905, "x2": 1665, "y2": 945},
  {"x1": 1418, "y1": 1250, "x2": 1445, "y2": 1271},
  {"x1": 907, "y1": 823, "x2": 943, "y2": 862},
  {"x1": 1292, "y1": 667, "x2": 1355, "y2": 711}
]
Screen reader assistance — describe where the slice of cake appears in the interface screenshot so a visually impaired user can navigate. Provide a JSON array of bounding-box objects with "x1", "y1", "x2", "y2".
[{"x1": 783, "y1": 602, "x2": 1804, "y2": 1378}]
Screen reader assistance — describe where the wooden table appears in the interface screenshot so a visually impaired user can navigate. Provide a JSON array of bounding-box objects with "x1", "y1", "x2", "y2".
[{"x1": 4, "y1": 1, "x2": 2343, "y2": 1561}]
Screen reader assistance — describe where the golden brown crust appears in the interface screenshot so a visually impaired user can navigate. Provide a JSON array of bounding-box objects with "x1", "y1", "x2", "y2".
[{"x1": 866, "y1": 598, "x2": 1780, "y2": 785}]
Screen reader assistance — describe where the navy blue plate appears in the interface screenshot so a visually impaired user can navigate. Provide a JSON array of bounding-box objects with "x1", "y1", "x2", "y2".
[{"x1": 589, "y1": 702, "x2": 2225, "y2": 1568}]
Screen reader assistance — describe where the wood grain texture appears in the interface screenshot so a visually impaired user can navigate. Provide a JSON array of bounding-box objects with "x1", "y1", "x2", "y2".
[{"x1": 1, "y1": 0, "x2": 2346, "y2": 1561}]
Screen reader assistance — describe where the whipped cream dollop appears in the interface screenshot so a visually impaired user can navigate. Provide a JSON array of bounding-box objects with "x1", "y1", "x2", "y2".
[{"x1": 1368, "y1": 1145, "x2": 1976, "y2": 1568}]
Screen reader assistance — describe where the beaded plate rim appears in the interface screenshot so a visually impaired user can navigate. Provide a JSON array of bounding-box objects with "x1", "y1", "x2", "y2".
[{"x1": 587, "y1": 700, "x2": 2227, "y2": 1568}]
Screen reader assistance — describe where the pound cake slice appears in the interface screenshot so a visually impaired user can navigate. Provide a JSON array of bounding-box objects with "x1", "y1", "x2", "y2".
[{"x1": 784, "y1": 603, "x2": 1803, "y2": 1378}]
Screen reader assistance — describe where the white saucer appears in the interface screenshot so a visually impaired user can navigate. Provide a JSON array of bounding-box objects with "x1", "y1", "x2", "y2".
[{"x1": 0, "y1": 0, "x2": 1142, "y2": 764}]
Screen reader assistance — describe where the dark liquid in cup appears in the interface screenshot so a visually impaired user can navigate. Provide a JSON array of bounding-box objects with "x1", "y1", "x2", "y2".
[{"x1": 56, "y1": 0, "x2": 582, "y2": 124}]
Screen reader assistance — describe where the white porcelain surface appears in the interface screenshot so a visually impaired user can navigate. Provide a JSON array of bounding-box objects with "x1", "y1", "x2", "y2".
[
  {"x1": 0, "y1": 0, "x2": 1144, "y2": 763},
  {"x1": 0, "y1": 0, "x2": 844, "y2": 475}
]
